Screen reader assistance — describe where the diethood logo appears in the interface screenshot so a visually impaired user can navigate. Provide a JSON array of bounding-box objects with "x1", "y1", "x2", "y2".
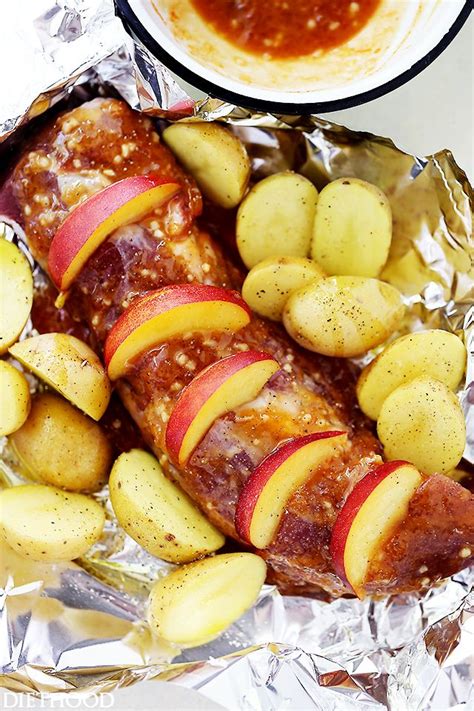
[{"x1": 3, "y1": 692, "x2": 115, "y2": 708}]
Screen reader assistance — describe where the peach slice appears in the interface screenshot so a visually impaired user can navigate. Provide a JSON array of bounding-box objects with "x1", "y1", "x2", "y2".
[
  {"x1": 48, "y1": 176, "x2": 180, "y2": 291},
  {"x1": 9, "y1": 333, "x2": 111, "y2": 420},
  {"x1": 235, "y1": 431, "x2": 347, "y2": 548},
  {"x1": 104, "y1": 284, "x2": 252, "y2": 380},
  {"x1": 166, "y1": 351, "x2": 279, "y2": 465},
  {"x1": 330, "y1": 461, "x2": 422, "y2": 597}
]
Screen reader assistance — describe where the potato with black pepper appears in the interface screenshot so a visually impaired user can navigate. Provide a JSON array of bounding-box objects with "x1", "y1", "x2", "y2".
[
  {"x1": 109, "y1": 449, "x2": 225, "y2": 563},
  {"x1": 237, "y1": 172, "x2": 318, "y2": 268},
  {"x1": 9, "y1": 332, "x2": 111, "y2": 420},
  {"x1": 242, "y1": 256, "x2": 325, "y2": 321},
  {"x1": 311, "y1": 177, "x2": 392, "y2": 277},
  {"x1": 377, "y1": 376, "x2": 466, "y2": 474},
  {"x1": 0, "y1": 361, "x2": 30, "y2": 436},
  {"x1": 0, "y1": 484, "x2": 105, "y2": 562},
  {"x1": 283, "y1": 276, "x2": 405, "y2": 357},
  {"x1": 10, "y1": 392, "x2": 112, "y2": 492},
  {"x1": 147, "y1": 553, "x2": 267, "y2": 646},
  {"x1": 357, "y1": 329, "x2": 467, "y2": 420},
  {"x1": 163, "y1": 122, "x2": 251, "y2": 208},
  {"x1": 0, "y1": 238, "x2": 33, "y2": 353}
]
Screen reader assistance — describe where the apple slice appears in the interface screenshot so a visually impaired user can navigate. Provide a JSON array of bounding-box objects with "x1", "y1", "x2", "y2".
[
  {"x1": 330, "y1": 461, "x2": 422, "y2": 597},
  {"x1": 104, "y1": 284, "x2": 252, "y2": 380},
  {"x1": 9, "y1": 333, "x2": 111, "y2": 420},
  {"x1": 236, "y1": 431, "x2": 347, "y2": 548},
  {"x1": 48, "y1": 176, "x2": 180, "y2": 291},
  {"x1": 166, "y1": 351, "x2": 279, "y2": 465}
]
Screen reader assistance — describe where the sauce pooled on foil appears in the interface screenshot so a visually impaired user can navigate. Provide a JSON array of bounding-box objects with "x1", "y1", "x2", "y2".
[{"x1": 189, "y1": 0, "x2": 381, "y2": 58}]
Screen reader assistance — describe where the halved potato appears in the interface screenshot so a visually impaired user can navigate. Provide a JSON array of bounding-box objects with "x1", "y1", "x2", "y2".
[
  {"x1": 283, "y1": 276, "x2": 405, "y2": 357},
  {"x1": 0, "y1": 484, "x2": 105, "y2": 562},
  {"x1": 163, "y1": 122, "x2": 250, "y2": 208},
  {"x1": 236, "y1": 172, "x2": 318, "y2": 269},
  {"x1": 0, "y1": 361, "x2": 30, "y2": 436},
  {"x1": 377, "y1": 376, "x2": 466, "y2": 474},
  {"x1": 9, "y1": 333, "x2": 111, "y2": 420},
  {"x1": 242, "y1": 256, "x2": 325, "y2": 321},
  {"x1": 109, "y1": 449, "x2": 225, "y2": 563},
  {"x1": 311, "y1": 177, "x2": 392, "y2": 277},
  {"x1": 10, "y1": 392, "x2": 112, "y2": 492},
  {"x1": 0, "y1": 239, "x2": 33, "y2": 353},
  {"x1": 357, "y1": 330, "x2": 467, "y2": 420},
  {"x1": 147, "y1": 553, "x2": 266, "y2": 646}
]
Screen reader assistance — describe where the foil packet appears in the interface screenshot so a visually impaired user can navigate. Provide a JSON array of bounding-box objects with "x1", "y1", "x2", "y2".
[{"x1": 0, "y1": 1, "x2": 473, "y2": 709}]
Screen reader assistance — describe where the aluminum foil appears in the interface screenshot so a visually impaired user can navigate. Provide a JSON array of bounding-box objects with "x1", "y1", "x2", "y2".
[{"x1": 0, "y1": 1, "x2": 473, "y2": 708}]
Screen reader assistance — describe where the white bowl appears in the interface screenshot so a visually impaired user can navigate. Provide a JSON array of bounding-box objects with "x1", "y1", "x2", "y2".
[{"x1": 117, "y1": 0, "x2": 471, "y2": 113}]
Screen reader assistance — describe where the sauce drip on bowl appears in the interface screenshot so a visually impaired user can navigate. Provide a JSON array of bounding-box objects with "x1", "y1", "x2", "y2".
[{"x1": 189, "y1": 0, "x2": 381, "y2": 58}]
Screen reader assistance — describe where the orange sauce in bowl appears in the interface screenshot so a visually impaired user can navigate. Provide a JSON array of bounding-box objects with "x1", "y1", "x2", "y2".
[{"x1": 189, "y1": 0, "x2": 381, "y2": 58}]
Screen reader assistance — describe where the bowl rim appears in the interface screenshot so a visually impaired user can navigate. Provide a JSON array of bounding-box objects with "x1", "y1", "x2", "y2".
[{"x1": 115, "y1": 0, "x2": 472, "y2": 115}]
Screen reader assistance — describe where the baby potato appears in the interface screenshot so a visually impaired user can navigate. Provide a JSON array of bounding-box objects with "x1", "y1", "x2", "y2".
[
  {"x1": 242, "y1": 256, "x2": 325, "y2": 321},
  {"x1": 10, "y1": 392, "x2": 112, "y2": 492},
  {"x1": 0, "y1": 239, "x2": 33, "y2": 353},
  {"x1": 147, "y1": 553, "x2": 266, "y2": 646},
  {"x1": 357, "y1": 329, "x2": 467, "y2": 420},
  {"x1": 236, "y1": 172, "x2": 319, "y2": 269},
  {"x1": 109, "y1": 449, "x2": 225, "y2": 563},
  {"x1": 377, "y1": 376, "x2": 466, "y2": 475},
  {"x1": 311, "y1": 177, "x2": 392, "y2": 277},
  {"x1": 9, "y1": 333, "x2": 111, "y2": 421},
  {"x1": 283, "y1": 276, "x2": 405, "y2": 357},
  {"x1": 0, "y1": 361, "x2": 30, "y2": 436},
  {"x1": 163, "y1": 122, "x2": 250, "y2": 208},
  {"x1": 0, "y1": 484, "x2": 105, "y2": 562}
]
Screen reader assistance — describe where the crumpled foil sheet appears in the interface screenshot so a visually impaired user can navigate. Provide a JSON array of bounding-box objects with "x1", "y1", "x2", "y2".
[{"x1": 0, "y1": 1, "x2": 473, "y2": 709}]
